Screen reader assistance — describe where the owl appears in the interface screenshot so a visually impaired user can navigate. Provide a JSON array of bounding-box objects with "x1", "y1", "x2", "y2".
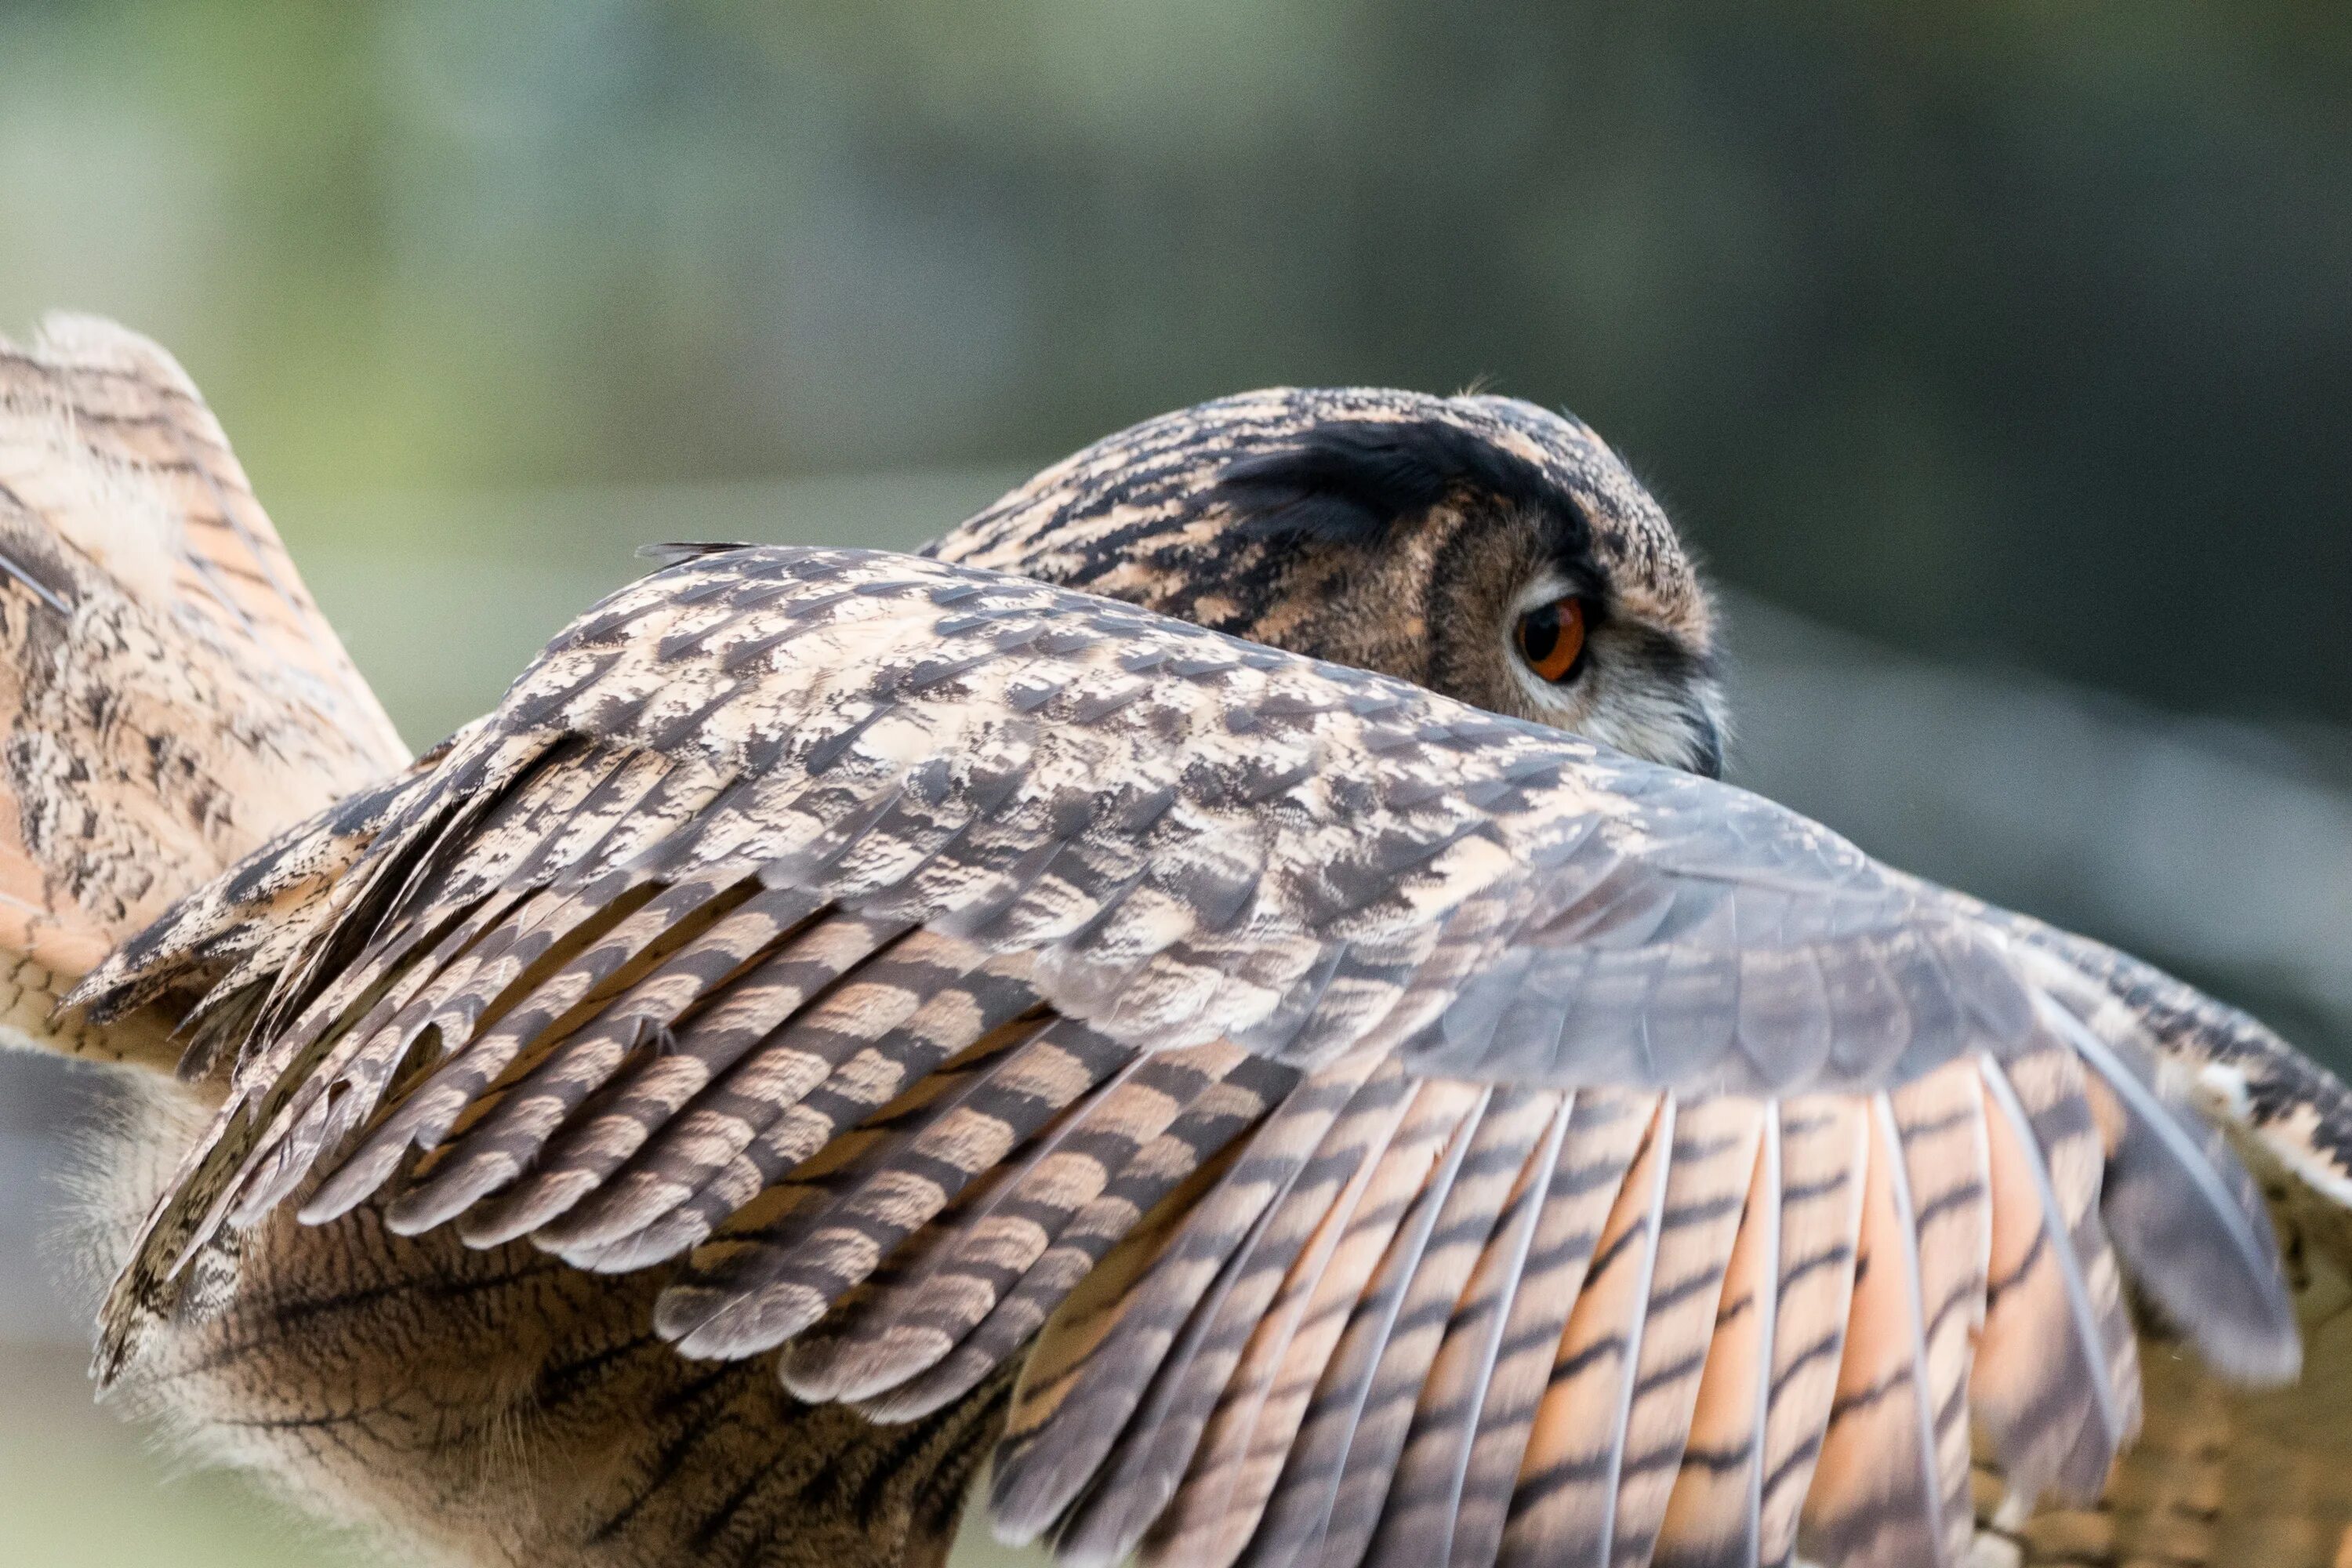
[{"x1": 4, "y1": 315, "x2": 2348, "y2": 1568}]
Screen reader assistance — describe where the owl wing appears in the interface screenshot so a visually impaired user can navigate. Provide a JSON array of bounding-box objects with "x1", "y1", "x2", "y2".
[
  {"x1": 75, "y1": 545, "x2": 2310, "y2": 1568},
  {"x1": 1963, "y1": 920, "x2": 2352, "y2": 1566},
  {"x1": 0, "y1": 315, "x2": 407, "y2": 1065}
]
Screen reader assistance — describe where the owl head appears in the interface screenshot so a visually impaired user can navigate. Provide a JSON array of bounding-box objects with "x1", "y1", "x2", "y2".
[{"x1": 931, "y1": 386, "x2": 1726, "y2": 777}]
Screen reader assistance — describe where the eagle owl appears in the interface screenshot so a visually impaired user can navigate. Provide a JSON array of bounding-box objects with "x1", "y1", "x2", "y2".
[{"x1": 4, "y1": 315, "x2": 2350, "y2": 1568}]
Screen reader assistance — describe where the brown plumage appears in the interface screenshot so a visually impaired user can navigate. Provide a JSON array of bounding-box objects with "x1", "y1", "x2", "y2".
[{"x1": 5, "y1": 315, "x2": 2352, "y2": 1568}]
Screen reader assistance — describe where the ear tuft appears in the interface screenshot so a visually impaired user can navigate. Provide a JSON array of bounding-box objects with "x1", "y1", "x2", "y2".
[
  {"x1": 638, "y1": 541, "x2": 755, "y2": 570},
  {"x1": 1214, "y1": 417, "x2": 1567, "y2": 545}
]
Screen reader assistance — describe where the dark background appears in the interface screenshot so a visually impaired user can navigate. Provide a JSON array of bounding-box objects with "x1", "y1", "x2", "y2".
[{"x1": 8, "y1": 3, "x2": 2348, "y2": 725}]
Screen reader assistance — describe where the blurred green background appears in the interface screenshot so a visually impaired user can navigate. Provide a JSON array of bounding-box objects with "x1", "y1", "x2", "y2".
[{"x1": 2, "y1": 2, "x2": 2350, "y2": 1563}]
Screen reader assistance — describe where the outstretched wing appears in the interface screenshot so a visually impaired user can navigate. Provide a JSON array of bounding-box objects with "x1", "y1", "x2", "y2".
[
  {"x1": 0, "y1": 315, "x2": 408, "y2": 1066},
  {"x1": 77, "y1": 546, "x2": 2305, "y2": 1568}
]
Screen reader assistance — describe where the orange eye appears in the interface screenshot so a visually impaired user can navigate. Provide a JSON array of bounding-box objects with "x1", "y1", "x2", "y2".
[{"x1": 1515, "y1": 596, "x2": 1587, "y2": 683}]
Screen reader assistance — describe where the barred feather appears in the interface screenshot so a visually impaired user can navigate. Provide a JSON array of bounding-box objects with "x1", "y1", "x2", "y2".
[
  {"x1": 662, "y1": 1016, "x2": 1138, "y2": 1358},
  {"x1": 1799, "y1": 1074, "x2": 1986, "y2": 1568},
  {"x1": 554, "y1": 950, "x2": 1046, "y2": 1270},
  {"x1": 1053, "y1": 1061, "x2": 1422, "y2": 1566},
  {"x1": 1147, "y1": 1079, "x2": 1486, "y2": 1568},
  {"x1": 867, "y1": 1049, "x2": 1299, "y2": 1422},
  {"x1": 992, "y1": 1051, "x2": 1389, "y2": 1544},
  {"x1": 55, "y1": 540, "x2": 2325, "y2": 1568},
  {"x1": 1650, "y1": 1109, "x2": 1779, "y2": 1568},
  {"x1": 1607, "y1": 1098, "x2": 1769, "y2": 1566},
  {"x1": 1243, "y1": 1087, "x2": 1556, "y2": 1568},
  {"x1": 1753, "y1": 1096, "x2": 1870, "y2": 1564},
  {"x1": 1495, "y1": 1093, "x2": 1675, "y2": 1568},
  {"x1": 1974, "y1": 1043, "x2": 2137, "y2": 1504},
  {"x1": 1428, "y1": 1091, "x2": 1660, "y2": 1568},
  {"x1": 780, "y1": 1038, "x2": 1249, "y2": 1403}
]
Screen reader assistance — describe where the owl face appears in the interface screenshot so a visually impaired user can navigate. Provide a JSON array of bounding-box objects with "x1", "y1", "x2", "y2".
[{"x1": 932, "y1": 387, "x2": 1726, "y2": 776}]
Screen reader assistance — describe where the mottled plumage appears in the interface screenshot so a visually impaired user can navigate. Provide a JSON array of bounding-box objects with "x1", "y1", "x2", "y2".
[
  {"x1": 932, "y1": 389, "x2": 1726, "y2": 779},
  {"x1": 4, "y1": 322, "x2": 2352, "y2": 1568},
  {"x1": 0, "y1": 315, "x2": 405, "y2": 1069}
]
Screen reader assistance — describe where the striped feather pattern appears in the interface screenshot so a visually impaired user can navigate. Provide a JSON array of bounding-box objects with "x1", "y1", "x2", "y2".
[
  {"x1": 1147, "y1": 1079, "x2": 1488, "y2": 1568},
  {"x1": 1973, "y1": 1141, "x2": 2352, "y2": 1567},
  {"x1": 60, "y1": 543, "x2": 2330, "y2": 1568},
  {"x1": 1494, "y1": 1094, "x2": 1675, "y2": 1568},
  {"x1": 0, "y1": 314, "x2": 405, "y2": 1006},
  {"x1": 778, "y1": 1037, "x2": 1250, "y2": 1403},
  {"x1": 1891, "y1": 1064, "x2": 1993, "y2": 1563},
  {"x1": 1799, "y1": 1068, "x2": 1990, "y2": 1568},
  {"x1": 1243, "y1": 1086, "x2": 1556, "y2": 1568},
  {"x1": 662, "y1": 1016, "x2": 1139, "y2": 1358},
  {"x1": 390, "y1": 889, "x2": 854, "y2": 1233},
  {"x1": 1392, "y1": 1089, "x2": 1657, "y2": 1568},
  {"x1": 1053, "y1": 1060, "x2": 1425, "y2": 1566},
  {"x1": 554, "y1": 951, "x2": 1047, "y2": 1269},
  {"x1": 498, "y1": 930, "x2": 967, "y2": 1225},
  {"x1": 1973, "y1": 1043, "x2": 2138, "y2": 1504},
  {"x1": 1603, "y1": 1098, "x2": 1768, "y2": 1566},
  {"x1": 1754, "y1": 1097, "x2": 1870, "y2": 1565},
  {"x1": 298, "y1": 873, "x2": 756, "y2": 1225},
  {"x1": 1649, "y1": 1109, "x2": 1778, "y2": 1568},
  {"x1": 862, "y1": 1050, "x2": 1300, "y2": 1421},
  {"x1": 993, "y1": 1051, "x2": 1391, "y2": 1543}
]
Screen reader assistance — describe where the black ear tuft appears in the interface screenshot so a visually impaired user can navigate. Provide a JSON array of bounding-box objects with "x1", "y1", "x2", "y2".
[
  {"x1": 637, "y1": 540, "x2": 755, "y2": 569},
  {"x1": 1214, "y1": 418, "x2": 1564, "y2": 545}
]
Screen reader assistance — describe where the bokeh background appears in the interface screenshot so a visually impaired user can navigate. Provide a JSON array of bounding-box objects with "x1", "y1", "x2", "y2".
[{"x1": 3, "y1": 3, "x2": 2350, "y2": 1563}]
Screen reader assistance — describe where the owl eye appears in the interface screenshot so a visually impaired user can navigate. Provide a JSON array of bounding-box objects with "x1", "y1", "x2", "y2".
[{"x1": 1515, "y1": 596, "x2": 1588, "y2": 684}]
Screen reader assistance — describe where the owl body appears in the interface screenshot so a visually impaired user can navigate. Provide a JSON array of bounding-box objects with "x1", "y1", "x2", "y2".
[{"x1": 4, "y1": 318, "x2": 2350, "y2": 1568}]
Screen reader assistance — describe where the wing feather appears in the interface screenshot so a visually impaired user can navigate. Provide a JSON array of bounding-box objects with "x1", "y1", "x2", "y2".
[
  {"x1": 1495, "y1": 1093, "x2": 1675, "y2": 1568},
  {"x1": 1401, "y1": 1089, "x2": 1658, "y2": 1568},
  {"x1": 1751, "y1": 1095, "x2": 1869, "y2": 1564},
  {"x1": 1798, "y1": 1071, "x2": 1986, "y2": 1568},
  {"x1": 990, "y1": 1051, "x2": 1385, "y2": 1545},
  {"x1": 2038, "y1": 991, "x2": 2296, "y2": 1383},
  {"x1": 864, "y1": 1051, "x2": 1300, "y2": 1423},
  {"x1": 414, "y1": 907, "x2": 898, "y2": 1241},
  {"x1": 61, "y1": 543, "x2": 2331, "y2": 1567},
  {"x1": 1650, "y1": 1109, "x2": 1778, "y2": 1568},
  {"x1": 1974, "y1": 1043, "x2": 2138, "y2": 1504},
  {"x1": 462, "y1": 923, "x2": 982, "y2": 1249},
  {"x1": 1245, "y1": 1087, "x2": 1559, "y2": 1568},
  {"x1": 1605, "y1": 1097, "x2": 1769, "y2": 1566},
  {"x1": 297, "y1": 870, "x2": 755, "y2": 1222},
  {"x1": 1147, "y1": 1079, "x2": 1486, "y2": 1568},
  {"x1": 779, "y1": 1036, "x2": 1250, "y2": 1403},
  {"x1": 0, "y1": 316, "x2": 403, "y2": 1002},
  {"x1": 662, "y1": 1014, "x2": 1139, "y2": 1358},
  {"x1": 1893, "y1": 1062, "x2": 1992, "y2": 1562},
  {"x1": 1051, "y1": 1061, "x2": 1421, "y2": 1567},
  {"x1": 562, "y1": 952, "x2": 1048, "y2": 1270}
]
